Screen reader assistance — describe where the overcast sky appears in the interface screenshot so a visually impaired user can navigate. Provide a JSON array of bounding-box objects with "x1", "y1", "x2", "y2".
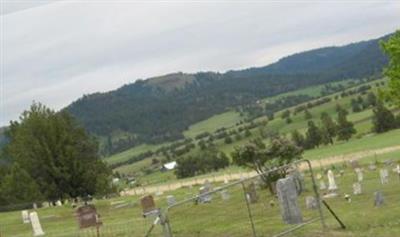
[{"x1": 1, "y1": 1, "x2": 399, "y2": 126}]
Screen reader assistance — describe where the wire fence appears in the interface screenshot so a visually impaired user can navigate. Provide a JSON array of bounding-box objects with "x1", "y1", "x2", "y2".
[{"x1": 1, "y1": 158, "x2": 400, "y2": 237}]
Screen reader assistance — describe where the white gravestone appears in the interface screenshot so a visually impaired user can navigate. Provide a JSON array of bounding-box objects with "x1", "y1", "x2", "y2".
[
  {"x1": 353, "y1": 182, "x2": 362, "y2": 195},
  {"x1": 368, "y1": 163, "x2": 377, "y2": 171},
  {"x1": 56, "y1": 200, "x2": 62, "y2": 206},
  {"x1": 319, "y1": 180, "x2": 326, "y2": 190},
  {"x1": 30, "y1": 211, "x2": 45, "y2": 236},
  {"x1": 220, "y1": 190, "x2": 230, "y2": 201},
  {"x1": 355, "y1": 168, "x2": 363, "y2": 182},
  {"x1": 327, "y1": 170, "x2": 338, "y2": 191},
  {"x1": 276, "y1": 176, "x2": 303, "y2": 224},
  {"x1": 198, "y1": 186, "x2": 212, "y2": 203},
  {"x1": 166, "y1": 195, "x2": 176, "y2": 206},
  {"x1": 22, "y1": 210, "x2": 30, "y2": 224},
  {"x1": 380, "y1": 169, "x2": 389, "y2": 185},
  {"x1": 305, "y1": 196, "x2": 318, "y2": 210}
]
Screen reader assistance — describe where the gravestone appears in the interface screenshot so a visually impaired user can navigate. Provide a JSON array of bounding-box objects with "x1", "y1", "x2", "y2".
[
  {"x1": 56, "y1": 200, "x2": 62, "y2": 207},
  {"x1": 220, "y1": 190, "x2": 230, "y2": 201},
  {"x1": 394, "y1": 165, "x2": 400, "y2": 179},
  {"x1": 245, "y1": 182, "x2": 258, "y2": 204},
  {"x1": 33, "y1": 203, "x2": 38, "y2": 210},
  {"x1": 42, "y1": 202, "x2": 49, "y2": 208},
  {"x1": 350, "y1": 160, "x2": 360, "y2": 169},
  {"x1": 319, "y1": 180, "x2": 326, "y2": 190},
  {"x1": 167, "y1": 195, "x2": 176, "y2": 206},
  {"x1": 305, "y1": 196, "x2": 318, "y2": 210},
  {"x1": 353, "y1": 182, "x2": 362, "y2": 195},
  {"x1": 224, "y1": 177, "x2": 229, "y2": 184},
  {"x1": 198, "y1": 186, "x2": 212, "y2": 203},
  {"x1": 140, "y1": 195, "x2": 158, "y2": 216},
  {"x1": 355, "y1": 168, "x2": 363, "y2": 182},
  {"x1": 344, "y1": 194, "x2": 351, "y2": 203},
  {"x1": 22, "y1": 210, "x2": 30, "y2": 224},
  {"x1": 368, "y1": 163, "x2": 377, "y2": 171},
  {"x1": 76, "y1": 204, "x2": 102, "y2": 229},
  {"x1": 374, "y1": 191, "x2": 384, "y2": 207},
  {"x1": 29, "y1": 211, "x2": 45, "y2": 236},
  {"x1": 327, "y1": 170, "x2": 338, "y2": 191},
  {"x1": 380, "y1": 169, "x2": 389, "y2": 185},
  {"x1": 276, "y1": 176, "x2": 303, "y2": 224}
]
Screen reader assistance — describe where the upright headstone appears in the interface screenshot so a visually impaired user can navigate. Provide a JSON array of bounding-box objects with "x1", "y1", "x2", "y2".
[
  {"x1": 305, "y1": 196, "x2": 318, "y2": 210},
  {"x1": 369, "y1": 163, "x2": 377, "y2": 171},
  {"x1": 166, "y1": 195, "x2": 176, "y2": 206},
  {"x1": 224, "y1": 177, "x2": 229, "y2": 184},
  {"x1": 56, "y1": 200, "x2": 62, "y2": 207},
  {"x1": 29, "y1": 211, "x2": 45, "y2": 236},
  {"x1": 220, "y1": 190, "x2": 230, "y2": 201},
  {"x1": 198, "y1": 186, "x2": 212, "y2": 203},
  {"x1": 353, "y1": 182, "x2": 362, "y2": 195},
  {"x1": 22, "y1": 210, "x2": 30, "y2": 224},
  {"x1": 245, "y1": 182, "x2": 258, "y2": 204},
  {"x1": 319, "y1": 180, "x2": 326, "y2": 190},
  {"x1": 355, "y1": 168, "x2": 363, "y2": 182},
  {"x1": 42, "y1": 202, "x2": 49, "y2": 208},
  {"x1": 327, "y1": 170, "x2": 338, "y2": 191},
  {"x1": 374, "y1": 191, "x2": 384, "y2": 207},
  {"x1": 140, "y1": 195, "x2": 158, "y2": 216},
  {"x1": 76, "y1": 204, "x2": 102, "y2": 229},
  {"x1": 350, "y1": 160, "x2": 360, "y2": 169},
  {"x1": 394, "y1": 165, "x2": 400, "y2": 179},
  {"x1": 380, "y1": 169, "x2": 389, "y2": 185},
  {"x1": 276, "y1": 176, "x2": 303, "y2": 224},
  {"x1": 33, "y1": 203, "x2": 38, "y2": 210}
]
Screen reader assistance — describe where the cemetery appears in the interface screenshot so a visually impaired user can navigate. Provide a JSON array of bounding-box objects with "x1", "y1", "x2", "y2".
[{"x1": 1, "y1": 156, "x2": 400, "y2": 237}]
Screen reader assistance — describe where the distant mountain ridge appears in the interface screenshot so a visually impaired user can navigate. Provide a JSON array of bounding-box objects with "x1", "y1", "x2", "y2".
[{"x1": 66, "y1": 33, "x2": 391, "y2": 154}]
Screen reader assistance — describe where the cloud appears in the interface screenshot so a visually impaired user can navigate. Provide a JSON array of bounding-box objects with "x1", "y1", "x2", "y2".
[{"x1": 1, "y1": 1, "x2": 400, "y2": 125}]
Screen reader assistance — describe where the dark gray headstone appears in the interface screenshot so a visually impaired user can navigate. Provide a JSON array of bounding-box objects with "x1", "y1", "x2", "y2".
[
  {"x1": 374, "y1": 191, "x2": 384, "y2": 207},
  {"x1": 276, "y1": 176, "x2": 303, "y2": 224}
]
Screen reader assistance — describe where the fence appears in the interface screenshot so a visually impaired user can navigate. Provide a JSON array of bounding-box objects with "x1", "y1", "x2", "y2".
[
  {"x1": 153, "y1": 159, "x2": 327, "y2": 237},
  {"x1": 2, "y1": 157, "x2": 400, "y2": 237}
]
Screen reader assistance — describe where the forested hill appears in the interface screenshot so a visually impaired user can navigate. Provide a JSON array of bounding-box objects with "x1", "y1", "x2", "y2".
[{"x1": 66, "y1": 33, "x2": 390, "y2": 154}]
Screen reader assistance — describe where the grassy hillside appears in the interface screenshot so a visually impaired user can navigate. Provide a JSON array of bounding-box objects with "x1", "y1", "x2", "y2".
[{"x1": 108, "y1": 78, "x2": 400, "y2": 185}]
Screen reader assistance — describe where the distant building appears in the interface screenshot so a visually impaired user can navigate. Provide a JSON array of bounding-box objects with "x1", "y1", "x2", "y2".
[{"x1": 161, "y1": 161, "x2": 177, "y2": 171}]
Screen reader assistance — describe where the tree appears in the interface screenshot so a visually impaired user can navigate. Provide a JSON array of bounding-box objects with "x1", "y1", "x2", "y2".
[
  {"x1": 304, "y1": 109, "x2": 313, "y2": 120},
  {"x1": 320, "y1": 112, "x2": 337, "y2": 144},
  {"x1": 381, "y1": 31, "x2": 400, "y2": 107},
  {"x1": 337, "y1": 108, "x2": 356, "y2": 141},
  {"x1": 0, "y1": 163, "x2": 43, "y2": 207},
  {"x1": 366, "y1": 92, "x2": 377, "y2": 107},
  {"x1": 291, "y1": 130, "x2": 306, "y2": 148},
  {"x1": 224, "y1": 136, "x2": 233, "y2": 144},
  {"x1": 305, "y1": 121, "x2": 322, "y2": 148},
  {"x1": 285, "y1": 117, "x2": 293, "y2": 124},
  {"x1": 244, "y1": 129, "x2": 252, "y2": 137},
  {"x1": 4, "y1": 103, "x2": 112, "y2": 201},
  {"x1": 372, "y1": 101, "x2": 397, "y2": 133},
  {"x1": 232, "y1": 137, "x2": 302, "y2": 193},
  {"x1": 351, "y1": 98, "x2": 362, "y2": 112},
  {"x1": 281, "y1": 110, "x2": 291, "y2": 119}
]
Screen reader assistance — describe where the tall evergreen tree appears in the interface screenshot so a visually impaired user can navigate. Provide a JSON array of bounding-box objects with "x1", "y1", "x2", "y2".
[
  {"x1": 372, "y1": 101, "x2": 397, "y2": 133},
  {"x1": 320, "y1": 112, "x2": 337, "y2": 144},
  {"x1": 337, "y1": 108, "x2": 356, "y2": 141},
  {"x1": 305, "y1": 121, "x2": 322, "y2": 148},
  {"x1": 291, "y1": 130, "x2": 306, "y2": 148}
]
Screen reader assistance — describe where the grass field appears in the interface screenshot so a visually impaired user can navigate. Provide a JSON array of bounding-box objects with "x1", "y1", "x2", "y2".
[{"x1": 2, "y1": 153, "x2": 400, "y2": 237}]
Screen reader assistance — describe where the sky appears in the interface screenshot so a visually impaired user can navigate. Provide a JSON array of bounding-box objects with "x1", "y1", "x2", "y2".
[{"x1": 1, "y1": 1, "x2": 399, "y2": 126}]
